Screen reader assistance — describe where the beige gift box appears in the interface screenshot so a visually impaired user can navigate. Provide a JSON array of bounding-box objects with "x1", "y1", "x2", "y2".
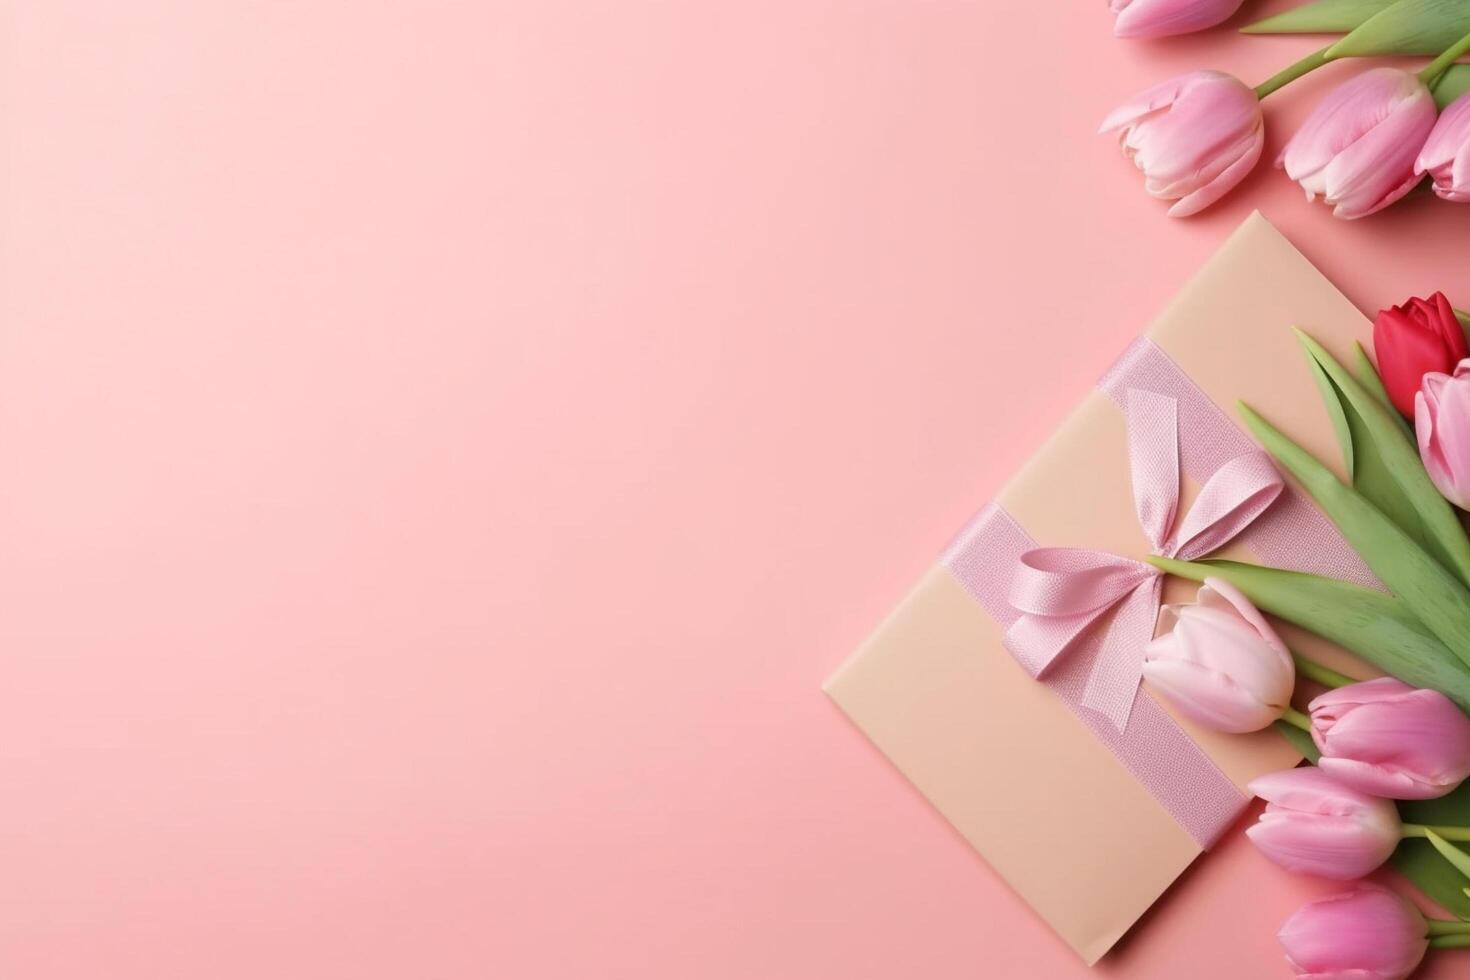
[{"x1": 824, "y1": 213, "x2": 1377, "y2": 964}]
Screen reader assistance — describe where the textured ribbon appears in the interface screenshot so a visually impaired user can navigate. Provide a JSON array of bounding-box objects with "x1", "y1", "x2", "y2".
[
  {"x1": 943, "y1": 338, "x2": 1376, "y2": 847},
  {"x1": 1003, "y1": 388, "x2": 1284, "y2": 732}
]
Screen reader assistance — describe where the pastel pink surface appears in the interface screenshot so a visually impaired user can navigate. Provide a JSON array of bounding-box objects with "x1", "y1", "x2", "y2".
[{"x1": 3, "y1": 3, "x2": 1468, "y2": 979}]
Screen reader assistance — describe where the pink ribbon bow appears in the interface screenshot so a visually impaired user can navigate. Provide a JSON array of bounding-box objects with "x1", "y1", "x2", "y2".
[{"x1": 1003, "y1": 388, "x2": 1284, "y2": 732}]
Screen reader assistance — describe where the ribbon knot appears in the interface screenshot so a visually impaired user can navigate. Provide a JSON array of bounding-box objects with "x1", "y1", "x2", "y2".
[{"x1": 1003, "y1": 388, "x2": 1283, "y2": 732}]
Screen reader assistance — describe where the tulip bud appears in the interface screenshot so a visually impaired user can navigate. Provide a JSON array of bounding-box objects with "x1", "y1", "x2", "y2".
[
  {"x1": 1417, "y1": 360, "x2": 1470, "y2": 510},
  {"x1": 1246, "y1": 767, "x2": 1401, "y2": 879},
  {"x1": 1278, "y1": 68, "x2": 1436, "y2": 219},
  {"x1": 1100, "y1": 71, "x2": 1264, "y2": 217},
  {"x1": 1373, "y1": 291, "x2": 1468, "y2": 417},
  {"x1": 1416, "y1": 90, "x2": 1470, "y2": 202},
  {"x1": 1310, "y1": 677, "x2": 1470, "y2": 800},
  {"x1": 1141, "y1": 578, "x2": 1294, "y2": 733},
  {"x1": 1278, "y1": 884, "x2": 1427, "y2": 980},
  {"x1": 1109, "y1": 0, "x2": 1245, "y2": 38}
]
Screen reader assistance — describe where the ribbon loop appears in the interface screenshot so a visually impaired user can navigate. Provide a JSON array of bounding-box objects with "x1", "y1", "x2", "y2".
[
  {"x1": 1002, "y1": 387, "x2": 1283, "y2": 732},
  {"x1": 1168, "y1": 451, "x2": 1283, "y2": 560},
  {"x1": 1008, "y1": 547, "x2": 1155, "y2": 617},
  {"x1": 1004, "y1": 548, "x2": 1155, "y2": 680},
  {"x1": 1126, "y1": 388, "x2": 1179, "y2": 551}
]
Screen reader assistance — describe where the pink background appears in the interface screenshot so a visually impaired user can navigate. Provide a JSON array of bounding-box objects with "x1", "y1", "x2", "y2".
[{"x1": 3, "y1": 2, "x2": 1469, "y2": 977}]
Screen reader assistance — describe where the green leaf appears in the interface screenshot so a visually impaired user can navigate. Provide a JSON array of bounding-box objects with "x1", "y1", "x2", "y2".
[
  {"x1": 1425, "y1": 828, "x2": 1470, "y2": 879},
  {"x1": 1352, "y1": 342, "x2": 1395, "y2": 413},
  {"x1": 1148, "y1": 557, "x2": 1470, "y2": 710},
  {"x1": 1238, "y1": 402, "x2": 1470, "y2": 669},
  {"x1": 1305, "y1": 346, "x2": 1355, "y2": 479},
  {"x1": 1435, "y1": 64, "x2": 1470, "y2": 106},
  {"x1": 1274, "y1": 719, "x2": 1321, "y2": 760},
  {"x1": 1300, "y1": 337, "x2": 1422, "y2": 557},
  {"x1": 1352, "y1": 343, "x2": 1414, "y2": 441},
  {"x1": 1296, "y1": 330, "x2": 1470, "y2": 585},
  {"x1": 1398, "y1": 784, "x2": 1470, "y2": 918},
  {"x1": 1243, "y1": 0, "x2": 1394, "y2": 33},
  {"x1": 1351, "y1": 341, "x2": 1417, "y2": 435},
  {"x1": 1327, "y1": 0, "x2": 1470, "y2": 57}
]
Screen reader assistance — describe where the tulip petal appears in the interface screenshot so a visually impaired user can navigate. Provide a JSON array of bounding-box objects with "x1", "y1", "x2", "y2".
[
  {"x1": 1332, "y1": 169, "x2": 1424, "y2": 220},
  {"x1": 1196, "y1": 577, "x2": 1291, "y2": 659},
  {"x1": 1100, "y1": 76, "x2": 1190, "y2": 134},
  {"x1": 1142, "y1": 656, "x2": 1280, "y2": 732},
  {"x1": 1155, "y1": 602, "x2": 1182, "y2": 635},
  {"x1": 1167, "y1": 126, "x2": 1264, "y2": 217},
  {"x1": 1131, "y1": 89, "x2": 1260, "y2": 193},
  {"x1": 1278, "y1": 885, "x2": 1428, "y2": 980},
  {"x1": 1168, "y1": 606, "x2": 1251, "y2": 663},
  {"x1": 1379, "y1": 309, "x2": 1459, "y2": 416},
  {"x1": 1281, "y1": 70, "x2": 1404, "y2": 186},
  {"x1": 1149, "y1": 125, "x2": 1254, "y2": 199},
  {"x1": 1318, "y1": 755, "x2": 1432, "y2": 799},
  {"x1": 1417, "y1": 90, "x2": 1470, "y2": 179},
  {"x1": 1430, "y1": 293, "x2": 1465, "y2": 360},
  {"x1": 1248, "y1": 809, "x2": 1396, "y2": 878},
  {"x1": 1427, "y1": 372, "x2": 1470, "y2": 508},
  {"x1": 1417, "y1": 373, "x2": 1449, "y2": 479},
  {"x1": 1102, "y1": 71, "x2": 1262, "y2": 217},
  {"x1": 1165, "y1": 605, "x2": 1295, "y2": 707},
  {"x1": 1280, "y1": 68, "x2": 1435, "y2": 217},
  {"x1": 1113, "y1": 0, "x2": 1244, "y2": 38},
  {"x1": 1249, "y1": 766, "x2": 1388, "y2": 815},
  {"x1": 1309, "y1": 676, "x2": 1412, "y2": 714},
  {"x1": 1323, "y1": 88, "x2": 1435, "y2": 218},
  {"x1": 1317, "y1": 687, "x2": 1470, "y2": 796},
  {"x1": 1324, "y1": 695, "x2": 1455, "y2": 761},
  {"x1": 1448, "y1": 137, "x2": 1470, "y2": 201}
]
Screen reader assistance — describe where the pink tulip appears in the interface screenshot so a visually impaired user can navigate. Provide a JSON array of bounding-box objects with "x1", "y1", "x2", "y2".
[
  {"x1": 1142, "y1": 578, "x2": 1294, "y2": 733},
  {"x1": 1109, "y1": 0, "x2": 1245, "y2": 38},
  {"x1": 1416, "y1": 90, "x2": 1470, "y2": 202},
  {"x1": 1417, "y1": 359, "x2": 1470, "y2": 509},
  {"x1": 1310, "y1": 677, "x2": 1470, "y2": 800},
  {"x1": 1278, "y1": 884, "x2": 1427, "y2": 980},
  {"x1": 1100, "y1": 71, "x2": 1264, "y2": 217},
  {"x1": 1246, "y1": 767, "x2": 1401, "y2": 879},
  {"x1": 1278, "y1": 67, "x2": 1437, "y2": 219}
]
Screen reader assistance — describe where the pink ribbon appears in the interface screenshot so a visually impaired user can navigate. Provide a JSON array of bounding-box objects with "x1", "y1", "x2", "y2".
[{"x1": 1003, "y1": 388, "x2": 1284, "y2": 732}]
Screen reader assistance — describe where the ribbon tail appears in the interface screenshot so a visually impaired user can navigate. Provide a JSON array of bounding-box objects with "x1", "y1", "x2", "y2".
[
  {"x1": 1081, "y1": 577, "x2": 1163, "y2": 732},
  {"x1": 1003, "y1": 611, "x2": 1100, "y2": 679}
]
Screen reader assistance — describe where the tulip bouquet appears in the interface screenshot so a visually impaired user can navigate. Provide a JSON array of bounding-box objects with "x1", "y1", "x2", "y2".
[
  {"x1": 1102, "y1": 0, "x2": 1470, "y2": 218},
  {"x1": 1134, "y1": 293, "x2": 1470, "y2": 976}
]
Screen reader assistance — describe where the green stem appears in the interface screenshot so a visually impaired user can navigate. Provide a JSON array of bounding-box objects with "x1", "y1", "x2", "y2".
[
  {"x1": 1427, "y1": 919, "x2": 1470, "y2": 937},
  {"x1": 1421, "y1": 29, "x2": 1470, "y2": 87},
  {"x1": 1254, "y1": 45, "x2": 1334, "y2": 100},
  {"x1": 1432, "y1": 934, "x2": 1470, "y2": 949},
  {"x1": 1280, "y1": 707, "x2": 1313, "y2": 732},
  {"x1": 1404, "y1": 823, "x2": 1470, "y2": 842},
  {"x1": 1292, "y1": 653, "x2": 1359, "y2": 689}
]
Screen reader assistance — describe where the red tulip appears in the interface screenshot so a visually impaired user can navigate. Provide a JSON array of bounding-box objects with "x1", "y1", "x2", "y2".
[{"x1": 1373, "y1": 292, "x2": 1468, "y2": 417}]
